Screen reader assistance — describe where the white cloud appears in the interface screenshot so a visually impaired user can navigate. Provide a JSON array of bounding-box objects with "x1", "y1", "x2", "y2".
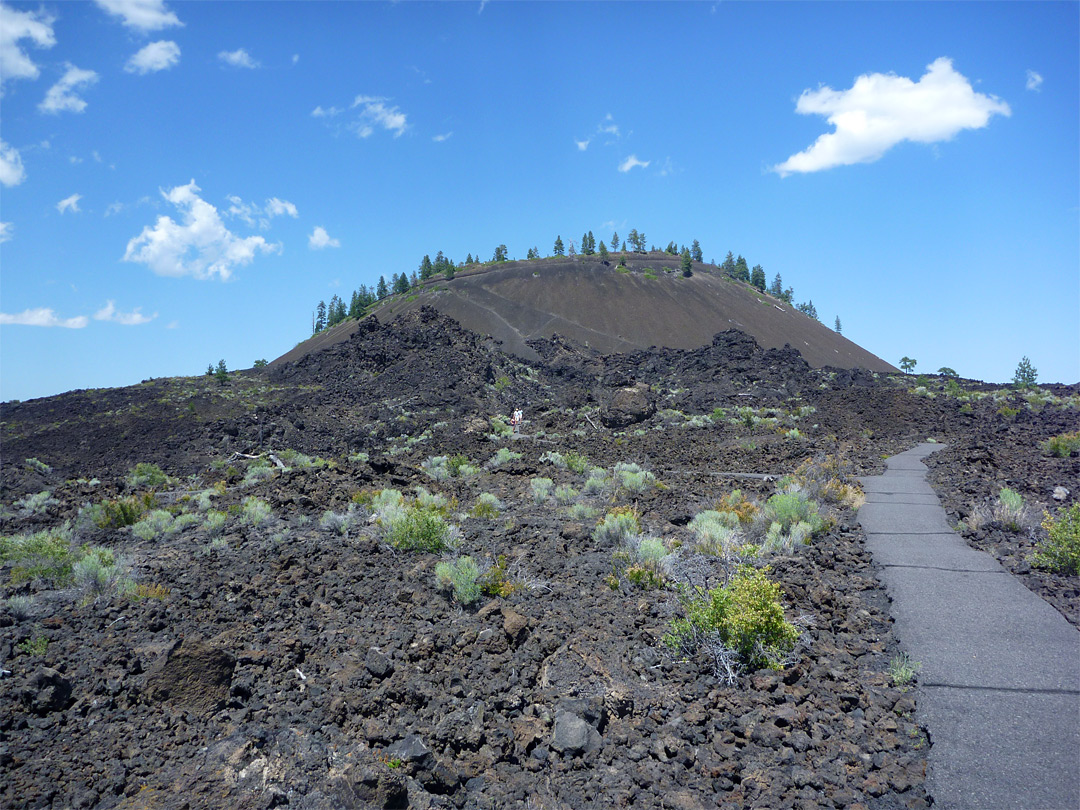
[
  {"x1": 39, "y1": 64, "x2": 99, "y2": 114},
  {"x1": 93, "y1": 300, "x2": 157, "y2": 325},
  {"x1": 0, "y1": 139, "x2": 26, "y2": 186},
  {"x1": 575, "y1": 139, "x2": 589, "y2": 151},
  {"x1": 105, "y1": 201, "x2": 125, "y2": 217},
  {"x1": 225, "y1": 195, "x2": 298, "y2": 228},
  {"x1": 123, "y1": 179, "x2": 281, "y2": 280},
  {"x1": 218, "y1": 48, "x2": 258, "y2": 69},
  {"x1": 69, "y1": 155, "x2": 83, "y2": 165},
  {"x1": 599, "y1": 114, "x2": 619, "y2": 136},
  {"x1": 1026, "y1": 69, "x2": 1043, "y2": 92},
  {"x1": 0, "y1": 307, "x2": 88, "y2": 328},
  {"x1": 92, "y1": 150, "x2": 103, "y2": 162},
  {"x1": 432, "y1": 132, "x2": 453, "y2": 142},
  {"x1": 57, "y1": 193, "x2": 82, "y2": 214},
  {"x1": 350, "y1": 96, "x2": 407, "y2": 138},
  {"x1": 0, "y1": 222, "x2": 12, "y2": 242},
  {"x1": 0, "y1": 4, "x2": 55, "y2": 90},
  {"x1": 125, "y1": 40, "x2": 180, "y2": 74},
  {"x1": 618, "y1": 155, "x2": 650, "y2": 172},
  {"x1": 95, "y1": 0, "x2": 181, "y2": 31},
  {"x1": 265, "y1": 197, "x2": 298, "y2": 218},
  {"x1": 772, "y1": 57, "x2": 1011, "y2": 177},
  {"x1": 309, "y1": 226, "x2": 340, "y2": 249},
  {"x1": 311, "y1": 105, "x2": 342, "y2": 118}
]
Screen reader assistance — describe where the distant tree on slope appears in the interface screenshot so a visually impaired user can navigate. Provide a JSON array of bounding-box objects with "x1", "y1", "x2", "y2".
[
  {"x1": 554, "y1": 236, "x2": 565, "y2": 256},
  {"x1": 680, "y1": 247, "x2": 693, "y2": 277},
  {"x1": 691, "y1": 239, "x2": 703, "y2": 263}
]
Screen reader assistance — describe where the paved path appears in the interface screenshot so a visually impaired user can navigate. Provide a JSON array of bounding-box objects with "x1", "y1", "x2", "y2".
[{"x1": 859, "y1": 443, "x2": 1080, "y2": 810}]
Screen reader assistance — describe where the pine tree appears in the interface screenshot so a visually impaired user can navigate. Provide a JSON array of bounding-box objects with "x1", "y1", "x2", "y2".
[
  {"x1": 465, "y1": 253, "x2": 473, "y2": 265},
  {"x1": 680, "y1": 247, "x2": 693, "y2": 277},
  {"x1": 1013, "y1": 356, "x2": 1038, "y2": 388},
  {"x1": 750, "y1": 265, "x2": 766, "y2": 292},
  {"x1": 568, "y1": 240, "x2": 576, "y2": 257},
  {"x1": 611, "y1": 231, "x2": 619, "y2": 252},
  {"x1": 419, "y1": 254, "x2": 433, "y2": 280},
  {"x1": 666, "y1": 241, "x2": 678, "y2": 255},
  {"x1": 597, "y1": 240, "x2": 608, "y2": 261},
  {"x1": 376, "y1": 276, "x2": 389, "y2": 299},
  {"x1": 691, "y1": 239, "x2": 703, "y2": 263},
  {"x1": 722, "y1": 251, "x2": 736, "y2": 277},
  {"x1": 315, "y1": 300, "x2": 327, "y2": 332},
  {"x1": 215, "y1": 359, "x2": 228, "y2": 387},
  {"x1": 734, "y1": 256, "x2": 749, "y2": 282},
  {"x1": 769, "y1": 273, "x2": 784, "y2": 297},
  {"x1": 445, "y1": 264, "x2": 455, "y2": 280},
  {"x1": 410, "y1": 270, "x2": 419, "y2": 288},
  {"x1": 554, "y1": 236, "x2": 565, "y2": 256},
  {"x1": 349, "y1": 290, "x2": 361, "y2": 318},
  {"x1": 493, "y1": 244, "x2": 508, "y2": 262},
  {"x1": 834, "y1": 316, "x2": 842, "y2": 334},
  {"x1": 796, "y1": 300, "x2": 818, "y2": 320}
]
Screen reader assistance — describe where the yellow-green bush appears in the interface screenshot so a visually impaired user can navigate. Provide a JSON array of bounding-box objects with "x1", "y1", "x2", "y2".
[{"x1": 1032, "y1": 505, "x2": 1080, "y2": 575}]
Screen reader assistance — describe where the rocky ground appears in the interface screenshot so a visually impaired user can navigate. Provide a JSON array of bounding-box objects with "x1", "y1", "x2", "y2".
[{"x1": 1, "y1": 308, "x2": 1076, "y2": 809}]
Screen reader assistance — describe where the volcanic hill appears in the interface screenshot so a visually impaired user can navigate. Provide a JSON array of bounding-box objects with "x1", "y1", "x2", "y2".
[{"x1": 271, "y1": 254, "x2": 895, "y2": 372}]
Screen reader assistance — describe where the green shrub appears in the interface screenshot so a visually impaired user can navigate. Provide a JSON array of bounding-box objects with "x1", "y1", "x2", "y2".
[
  {"x1": 387, "y1": 507, "x2": 457, "y2": 552},
  {"x1": 6, "y1": 595, "x2": 33, "y2": 620},
  {"x1": 688, "y1": 510, "x2": 739, "y2": 556},
  {"x1": 593, "y1": 509, "x2": 640, "y2": 545},
  {"x1": 566, "y1": 502, "x2": 599, "y2": 521},
  {"x1": 240, "y1": 497, "x2": 272, "y2": 527},
  {"x1": 539, "y1": 451, "x2": 567, "y2": 469},
  {"x1": 413, "y1": 487, "x2": 451, "y2": 513},
  {"x1": 553, "y1": 484, "x2": 579, "y2": 506},
  {"x1": 664, "y1": 565, "x2": 800, "y2": 678},
  {"x1": 611, "y1": 535, "x2": 671, "y2": 590},
  {"x1": 434, "y1": 556, "x2": 483, "y2": 605},
  {"x1": 471, "y1": 493, "x2": 503, "y2": 519},
  {"x1": 1041, "y1": 431, "x2": 1080, "y2": 458},
  {"x1": 583, "y1": 467, "x2": 613, "y2": 495},
  {"x1": 204, "y1": 510, "x2": 228, "y2": 537},
  {"x1": 132, "y1": 510, "x2": 177, "y2": 541},
  {"x1": 0, "y1": 528, "x2": 74, "y2": 585},
  {"x1": 24, "y1": 458, "x2": 51, "y2": 475},
  {"x1": 95, "y1": 493, "x2": 155, "y2": 528},
  {"x1": 758, "y1": 491, "x2": 824, "y2": 537},
  {"x1": 614, "y1": 462, "x2": 655, "y2": 493},
  {"x1": 15, "y1": 490, "x2": 59, "y2": 516},
  {"x1": 446, "y1": 454, "x2": 478, "y2": 477},
  {"x1": 487, "y1": 447, "x2": 522, "y2": 468},
  {"x1": 320, "y1": 508, "x2": 357, "y2": 535},
  {"x1": 17, "y1": 636, "x2": 48, "y2": 656},
  {"x1": 889, "y1": 652, "x2": 921, "y2": 685},
  {"x1": 242, "y1": 461, "x2": 275, "y2": 487},
  {"x1": 73, "y1": 547, "x2": 134, "y2": 600},
  {"x1": 993, "y1": 488, "x2": 1034, "y2": 532},
  {"x1": 128, "y1": 463, "x2": 169, "y2": 489},
  {"x1": 530, "y1": 477, "x2": 554, "y2": 504},
  {"x1": 490, "y1": 417, "x2": 513, "y2": 438},
  {"x1": 1032, "y1": 505, "x2": 1080, "y2": 575},
  {"x1": 564, "y1": 451, "x2": 589, "y2": 474}
]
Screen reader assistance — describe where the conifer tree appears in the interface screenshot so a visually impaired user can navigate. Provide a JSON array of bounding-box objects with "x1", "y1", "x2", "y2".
[
  {"x1": 834, "y1": 316, "x2": 842, "y2": 334},
  {"x1": 691, "y1": 239, "x2": 703, "y2": 263},
  {"x1": 598, "y1": 240, "x2": 608, "y2": 260},
  {"x1": 493, "y1": 244, "x2": 508, "y2": 262},
  {"x1": 554, "y1": 236, "x2": 564, "y2": 256},
  {"x1": 376, "y1": 276, "x2": 389, "y2": 299},
  {"x1": 611, "y1": 231, "x2": 619, "y2": 252},
  {"x1": 680, "y1": 247, "x2": 693, "y2": 277},
  {"x1": 315, "y1": 300, "x2": 327, "y2": 332},
  {"x1": 734, "y1": 256, "x2": 750, "y2": 282},
  {"x1": 419, "y1": 254, "x2": 433, "y2": 280},
  {"x1": 722, "y1": 251, "x2": 736, "y2": 277},
  {"x1": 750, "y1": 265, "x2": 766, "y2": 292}
]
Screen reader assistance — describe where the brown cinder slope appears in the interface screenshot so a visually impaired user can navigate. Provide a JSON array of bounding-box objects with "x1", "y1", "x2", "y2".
[{"x1": 272, "y1": 254, "x2": 896, "y2": 371}]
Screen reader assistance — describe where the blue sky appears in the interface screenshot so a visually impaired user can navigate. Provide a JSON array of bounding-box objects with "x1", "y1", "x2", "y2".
[{"x1": 1, "y1": 0, "x2": 1077, "y2": 402}]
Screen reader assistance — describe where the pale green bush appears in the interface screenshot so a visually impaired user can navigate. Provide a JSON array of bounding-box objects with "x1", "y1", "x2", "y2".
[
  {"x1": 530, "y1": 477, "x2": 554, "y2": 504},
  {"x1": 435, "y1": 556, "x2": 483, "y2": 605}
]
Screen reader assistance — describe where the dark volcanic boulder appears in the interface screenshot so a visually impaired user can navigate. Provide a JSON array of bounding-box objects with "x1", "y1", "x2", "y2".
[
  {"x1": 17, "y1": 667, "x2": 73, "y2": 715},
  {"x1": 601, "y1": 383, "x2": 656, "y2": 428},
  {"x1": 144, "y1": 638, "x2": 236, "y2": 715}
]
